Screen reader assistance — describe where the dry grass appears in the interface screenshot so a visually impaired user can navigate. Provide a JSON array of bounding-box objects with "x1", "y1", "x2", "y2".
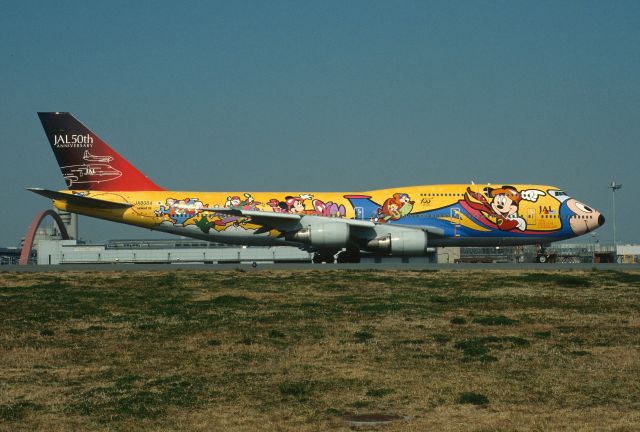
[{"x1": 0, "y1": 269, "x2": 639, "y2": 431}]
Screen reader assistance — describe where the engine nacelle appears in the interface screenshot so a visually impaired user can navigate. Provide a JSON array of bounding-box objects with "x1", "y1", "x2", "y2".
[
  {"x1": 366, "y1": 228, "x2": 428, "y2": 256},
  {"x1": 290, "y1": 221, "x2": 350, "y2": 249}
]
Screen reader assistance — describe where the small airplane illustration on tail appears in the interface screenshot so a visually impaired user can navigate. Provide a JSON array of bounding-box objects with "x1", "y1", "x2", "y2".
[
  {"x1": 83, "y1": 150, "x2": 114, "y2": 163},
  {"x1": 29, "y1": 112, "x2": 605, "y2": 263}
]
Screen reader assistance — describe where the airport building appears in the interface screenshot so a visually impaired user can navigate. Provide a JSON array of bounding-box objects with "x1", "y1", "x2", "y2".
[
  {"x1": 0, "y1": 247, "x2": 21, "y2": 265},
  {"x1": 617, "y1": 244, "x2": 640, "y2": 264}
]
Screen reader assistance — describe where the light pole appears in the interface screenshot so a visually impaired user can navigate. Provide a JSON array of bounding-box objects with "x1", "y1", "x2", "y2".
[{"x1": 609, "y1": 181, "x2": 622, "y2": 253}]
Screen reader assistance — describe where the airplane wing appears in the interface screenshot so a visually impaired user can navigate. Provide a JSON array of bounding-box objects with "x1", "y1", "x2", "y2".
[
  {"x1": 200, "y1": 207, "x2": 303, "y2": 233},
  {"x1": 202, "y1": 208, "x2": 300, "y2": 220},
  {"x1": 200, "y1": 207, "x2": 444, "y2": 236},
  {"x1": 392, "y1": 223, "x2": 445, "y2": 237},
  {"x1": 27, "y1": 188, "x2": 133, "y2": 209},
  {"x1": 201, "y1": 207, "x2": 376, "y2": 226}
]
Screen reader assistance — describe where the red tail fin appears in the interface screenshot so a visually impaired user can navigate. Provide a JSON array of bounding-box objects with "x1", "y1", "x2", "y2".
[{"x1": 38, "y1": 112, "x2": 163, "y2": 191}]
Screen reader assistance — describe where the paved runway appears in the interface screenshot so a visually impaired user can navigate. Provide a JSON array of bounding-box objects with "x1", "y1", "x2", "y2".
[{"x1": 2, "y1": 263, "x2": 635, "y2": 272}]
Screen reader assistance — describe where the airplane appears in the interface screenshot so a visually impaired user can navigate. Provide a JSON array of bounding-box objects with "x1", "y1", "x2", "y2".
[
  {"x1": 29, "y1": 112, "x2": 605, "y2": 263},
  {"x1": 83, "y1": 150, "x2": 114, "y2": 163}
]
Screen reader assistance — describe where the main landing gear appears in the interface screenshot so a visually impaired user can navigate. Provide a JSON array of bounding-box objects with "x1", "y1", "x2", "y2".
[
  {"x1": 312, "y1": 247, "x2": 361, "y2": 264},
  {"x1": 336, "y1": 247, "x2": 361, "y2": 264},
  {"x1": 313, "y1": 251, "x2": 335, "y2": 264},
  {"x1": 536, "y1": 253, "x2": 558, "y2": 263}
]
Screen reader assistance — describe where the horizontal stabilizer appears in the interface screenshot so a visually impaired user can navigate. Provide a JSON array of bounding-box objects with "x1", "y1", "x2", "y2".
[{"x1": 27, "y1": 188, "x2": 133, "y2": 209}]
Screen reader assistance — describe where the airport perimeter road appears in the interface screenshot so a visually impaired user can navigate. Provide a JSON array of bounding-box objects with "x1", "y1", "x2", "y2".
[{"x1": 2, "y1": 263, "x2": 637, "y2": 272}]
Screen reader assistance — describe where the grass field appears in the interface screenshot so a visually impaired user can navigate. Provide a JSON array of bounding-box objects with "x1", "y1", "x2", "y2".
[{"x1": 1, "y1": 269, "x2": 639, "y2": 431}]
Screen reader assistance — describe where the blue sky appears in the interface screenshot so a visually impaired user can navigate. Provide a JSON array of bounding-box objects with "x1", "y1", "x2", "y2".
[{"x1": 1, "y1": 1, "x2": 639, "y2": 246}]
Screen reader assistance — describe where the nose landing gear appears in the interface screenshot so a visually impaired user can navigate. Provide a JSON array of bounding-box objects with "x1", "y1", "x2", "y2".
[{"x1": 536, "y1": 245, "x2": 557, "y2": 263}]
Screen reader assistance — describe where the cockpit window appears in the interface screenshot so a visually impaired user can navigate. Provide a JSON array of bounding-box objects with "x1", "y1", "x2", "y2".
[
  {"x1": 548, "y1": 189, "x2": 570, "y2": 203},
  {"x1": 549, "y1": 190, "x2": 568, "y2": 198}
]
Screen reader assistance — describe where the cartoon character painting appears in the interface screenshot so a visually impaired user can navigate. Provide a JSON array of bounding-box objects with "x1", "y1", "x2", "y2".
[
  {"x1": 215, "y1": 193, "x2": 261, "y2": 227},
  {"x1": 155, "y1": 197, "x2": 206, "y2": 226},
  {"x1": 464, "y1": 186, "x2": 544, "y2": 231},
  {"x1": 547, "y1": 189, "x2": 602, "y2": 235},
  {"x1": 343, "y1": 193, "x2": 414, "y2": 222},
  {"x1": 225, "y1": 193, "x2": 260, "y2": 210},
  {"x1": 381, "y1": 199, "x2": 401, "y2": 221},
  {"x1": 195, "y1": 193, "x2": 262, "y2": 233},
  {"x1": 226, "y1": 195, "x2": 242, "y2": 209},
  {"x1": 378, "y1": 193, "x2": 415, "y2": 222},
  {"x1": 267, "y1": 194, "x2": 346, "y2": 217}
]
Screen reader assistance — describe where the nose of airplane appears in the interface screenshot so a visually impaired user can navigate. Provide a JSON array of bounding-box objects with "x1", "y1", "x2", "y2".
[{"x1": 566, "y1": 200, "x2": 603, "y2": 235}]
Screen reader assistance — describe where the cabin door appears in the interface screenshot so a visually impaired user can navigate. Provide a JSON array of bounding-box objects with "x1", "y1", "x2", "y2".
[
  {"x1": 450, "y1": 207, "x2": 462, "y2": 237},
  {"x1": 527, "y1": 208, "x2": 536, "y2": 226}
]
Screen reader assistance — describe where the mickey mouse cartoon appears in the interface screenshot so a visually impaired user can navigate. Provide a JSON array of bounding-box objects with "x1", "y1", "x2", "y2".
[{"x1": 465, "y1": 186, "x2": 545, "y2": 231}]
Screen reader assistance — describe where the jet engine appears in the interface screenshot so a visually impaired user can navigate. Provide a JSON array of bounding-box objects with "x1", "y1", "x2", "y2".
[
  {"x1": 290, "y1": 221, "x2": 350, "y2": 249},
  {"x1": 366, "y1": 228, "x2": 428, "y2": 256}
]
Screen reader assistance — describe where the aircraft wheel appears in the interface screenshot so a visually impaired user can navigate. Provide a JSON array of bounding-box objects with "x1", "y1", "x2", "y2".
[
  {"x1": 313, "y1": 252, "x2": 336, "y2": 264},
  {"x1": 347, "y1": 249, "x2": 361, "y2": 263},
  {"x1": 337, "y1": 247, "x2": 361, "y2": 263}
]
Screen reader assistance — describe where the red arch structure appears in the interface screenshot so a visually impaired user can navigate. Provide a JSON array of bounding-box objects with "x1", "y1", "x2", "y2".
[{"x1": 19, "y1": 210, "x2": 70, "y2": 265}]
